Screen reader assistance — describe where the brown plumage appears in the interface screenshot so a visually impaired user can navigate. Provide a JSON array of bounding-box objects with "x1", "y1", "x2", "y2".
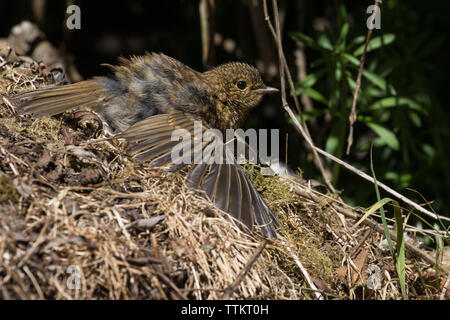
[{"x1": 8, "y1": 52, "x2": 280, "y2": 238}]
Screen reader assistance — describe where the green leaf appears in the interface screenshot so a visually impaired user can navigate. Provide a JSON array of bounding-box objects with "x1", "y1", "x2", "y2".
[
  {"x1": 310, "y1": 57, "x2": 325, "y2": 68},
  {"x1": 393, "y1": 198, "x2": 407, "y2": 300},
  {"x1": 304, "y1": 88, "x2": 328, "y2": 105},
  {"x1": 368, "y1": 97, "x2": 426, "y2": 114},
  {"x1": 328, "y1": 87, "x2": 340, "y2": 111},
  {"x1": 378, "y1": 110, "x2": 391, "y2": 122},
  {"x1": 342, "y1": 53, "x2": 360, "y2": 66},
  {"x1": 408, "y1": 111, "x2": 422, "y2": 127},
  {"x1": 366, "y1": 122, "x2": 399, "y2": 150},
  {"x1": 294, "y1": 69, "x2": 326, "y2": 94},
  {"x1": 362, "y1": 70, "x2": 388, "y2": 91},
  {"x1": 337, "y1": 4, "x2": 347, "y2": 29},
  {"x1": 369, "y1": 149, "x2": 407, "y2": 300},
  {"x1": 354, "y1": 197, "x2": 393, "y2": 228},
  {"x1": 353, "y1": 34, "x2": 396, "y2": 56},
  {"x1": 289, "y1": 32, "x2": 316, "y2": 48},
  {"x1": 317, "y1": 33, "x2": 333, "y2": 51},
  {"x1": 433, "y1": 224, "x2": 444, "y2": 252},
  {"x1": 337, "y1": 23, "x2": 349, "y2": 48},
  {"x1": 384, "y1": 171, "x2": 399, "y2": 181},
  {"x1": 348, "y1": 35, "x2": 365, "y2": 50},
  {"x1": 366, "y1": 87, "x2": 385, "y2": 98},
  {"x1": 301, "y1": 109, "x2": 328, "y2": 121},
  {"x1": 422, "y1": 144, "x2": 435, "y2": 158},
  {"x1": 346, "y1": 74, "x2": 356, "y2": 90},
  {"x1": 335, "y1": 65, "x2": 342, "y2": 82},
  {"x1": 399, "y1": 173, "x2": 412, "y2": 188},
  {"x1": 325, "y1": 135, "x2": 339, "y2": 155}
]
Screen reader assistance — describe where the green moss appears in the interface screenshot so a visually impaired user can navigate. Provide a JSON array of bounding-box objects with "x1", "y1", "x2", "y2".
[
  {"x1": 244, "y1": 163, "x2": 337, "y2": 292},
  {"x1": 0, "y1": 115, "x2": 61, "y2": 144},
  {"x1": 243, "y1": 163, "x2": 293, "y2": 206},
  {"x1": 0, "y1": 175, "x2": 19, "y2": 203},
  {"x1": 275, "y1": 212, "x2": 336, "y2": 281}
]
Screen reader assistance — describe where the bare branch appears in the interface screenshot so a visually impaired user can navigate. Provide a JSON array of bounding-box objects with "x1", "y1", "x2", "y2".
[
  {"x1": 346, "y1": 0, "x2": 381, "y2": 155},
  {"x1": 199, "y1": 0, "x2": 216, "y2": 69},
  {"x1": 223, "y1": 240, "x2": 267, "y2": 298}
]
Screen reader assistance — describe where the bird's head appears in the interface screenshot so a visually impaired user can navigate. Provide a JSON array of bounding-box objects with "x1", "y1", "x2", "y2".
[{"x1": 204, "y1": 62, "x2": 278, "y2": 110}]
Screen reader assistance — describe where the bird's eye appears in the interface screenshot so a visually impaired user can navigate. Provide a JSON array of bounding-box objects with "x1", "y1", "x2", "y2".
[{"x1": 236, "y1": 81, "x2": 247, "y2": 90}]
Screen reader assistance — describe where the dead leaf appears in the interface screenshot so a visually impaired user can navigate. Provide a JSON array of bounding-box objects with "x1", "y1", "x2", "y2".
[
  {"x1": 36, "y1": 149, "x2": 52, "y2": 167},
  {"x1": 336, "y1": 249, "x2": 369, "y2": 287}
]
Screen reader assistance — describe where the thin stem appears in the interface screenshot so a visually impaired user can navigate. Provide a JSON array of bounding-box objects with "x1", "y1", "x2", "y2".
[{"x1": 346, "y1": 0, "x2": 381, "y2": 155}]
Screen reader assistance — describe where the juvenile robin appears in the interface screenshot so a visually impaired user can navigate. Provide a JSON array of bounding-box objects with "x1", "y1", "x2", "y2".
[{"x1": 8, "y1": 52, "x2": 280, "y2": 238}]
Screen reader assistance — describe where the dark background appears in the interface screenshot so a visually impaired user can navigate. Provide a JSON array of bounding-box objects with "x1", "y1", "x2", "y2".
[{"x1": 1, "y1": 0, "x2": 449, "y2": 223}]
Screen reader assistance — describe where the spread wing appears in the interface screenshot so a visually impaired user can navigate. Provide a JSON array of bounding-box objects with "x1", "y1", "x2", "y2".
[
  {"x1": 7, "y1": 80, "x2": 105, "y2": 117},
  {"x1": 118, "y1": 111, "x2": 280, "y2": 238}
]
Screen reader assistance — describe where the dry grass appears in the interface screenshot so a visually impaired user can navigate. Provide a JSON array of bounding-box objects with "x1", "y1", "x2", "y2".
[{"x1": 0, "y1": 50, "x2": 448, "y2": 300}]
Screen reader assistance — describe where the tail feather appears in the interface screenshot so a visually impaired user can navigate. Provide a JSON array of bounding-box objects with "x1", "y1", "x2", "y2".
[{"x1": 8, "y1": 80, "x2": 104, "y2": 116}]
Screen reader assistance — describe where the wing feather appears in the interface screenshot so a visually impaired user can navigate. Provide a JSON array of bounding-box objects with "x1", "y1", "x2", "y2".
[{"x1": 118, "y1": 111, "x2": 280, "y2": 238}]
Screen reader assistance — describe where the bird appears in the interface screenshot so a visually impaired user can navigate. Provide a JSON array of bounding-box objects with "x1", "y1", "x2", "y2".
[{"x1": 8, "y1": 52, "x2": 281, "y2": 238}]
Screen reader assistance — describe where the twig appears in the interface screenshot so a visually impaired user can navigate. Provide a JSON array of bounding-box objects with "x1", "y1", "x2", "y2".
[
  {"x1": 154, "y1": 267, "x2": 188, "y2": 300},
  {"x1": 152, "y1": 234, "x2": 170, "y2": 274},
  {"x1": 126, "y1": 256, "x2": 162, "y2": 266},
  {"x1": 18, "y1": 217, "x2": 50, "y2": 268},
  {"x1": 285, "y1": 133, "x2": 288, "y2": 178},
  {"x1": 23, "y1": 265, "x2": 44, "y2": 299},
  {"x1": 263, "y1": 0, "x2": 336, "y2": 194},
  {"x1": 294, "y1": 43, "x2": 316, "y2": 129},
  {"x1": 199, "y1": 0, "x2": 216, "y2": 69},
  {"x1": 440, "y1": 272, "x2": 450, "y2": 300},
  {"x1": 346, "y1": 0, "x2": 381, "y2": 155},
  {"x1": 112, "y1": 209, "x2": 135, "y2": 248},
  {"x1": 150, "y1": 232, "x2": 187, "y2": 299},
  {"x1": 248, "y1": 0, "x2": 277, "y2": 81},
  {"x1": 285, "y1": 245, "x2": 324, "y2": 300},
  {"x1": 223, "y1": 240, "x2": 267, "y2": 298},
  {"x1": 349, "y1": 229, "x2": 372, "y2": 259},
  {"x1": 191, "y1": 265, "x2": 202, "y2": 300}
]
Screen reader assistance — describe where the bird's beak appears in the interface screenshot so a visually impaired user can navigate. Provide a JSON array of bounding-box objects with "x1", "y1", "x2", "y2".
[{"x1": 254, "y1": 86, "x2": 279, "y2": 94}]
